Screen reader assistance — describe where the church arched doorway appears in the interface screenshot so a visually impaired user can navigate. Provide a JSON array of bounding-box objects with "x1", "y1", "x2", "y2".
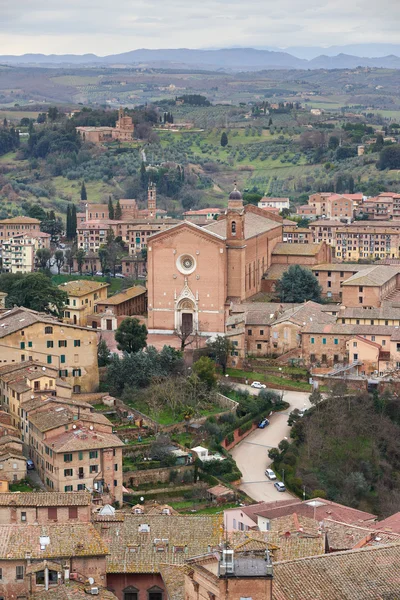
[{"x1": 177, "y1": 298, "x2": 196, "y2": 334}]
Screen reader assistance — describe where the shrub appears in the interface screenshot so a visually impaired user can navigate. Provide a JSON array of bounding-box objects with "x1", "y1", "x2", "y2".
[
  {"x1": 238, "y1": 420, "x2": 253, "y2": 436},
  {"x1": 311, "y1": 489, "x2": 327, "y2": 499},
  {"x1": 278, "y1": 439, "x2": 290, "y2": 453},
  {"x1": 225, "y1": 432, "x2": 234, "y2": 445}
]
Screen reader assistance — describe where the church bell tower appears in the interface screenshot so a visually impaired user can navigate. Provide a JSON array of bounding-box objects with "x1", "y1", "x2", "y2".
[{"x1": 226, "y1": 183, "x2": 246, "y2": 301}]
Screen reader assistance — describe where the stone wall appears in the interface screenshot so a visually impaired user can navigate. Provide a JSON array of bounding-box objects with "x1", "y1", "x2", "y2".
[{"x1": 124, "y1": 464, "x2": 195, "y2": 487}]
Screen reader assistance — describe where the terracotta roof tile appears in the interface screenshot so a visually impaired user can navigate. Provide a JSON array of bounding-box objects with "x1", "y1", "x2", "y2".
[
  {"x1": 0, "y1": 523, "x2": 107, "y2": 559},
  {"x1": 272, "y1": 543, "x2": 400, "y2": 600},
  {"x1": 59, "y1": 280, "x2": 109, "y2": 296},
  {"x1": 97, "y1": 285, "x2": 146, "y2": 306},
  {"x1": 272, "y1": 242, "x2": 324, "y2": 256},
  {"x1": 0, "y1": 491, "x2": 91, "y2": 506},
  {"x1": 94, "y1": 513, "x2": 222, "y2": 573}
]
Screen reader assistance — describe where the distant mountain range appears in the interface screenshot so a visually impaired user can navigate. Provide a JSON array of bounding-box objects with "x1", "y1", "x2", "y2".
[{"x1": 1, "y1": 47, "x2": 400, "y2": 71}]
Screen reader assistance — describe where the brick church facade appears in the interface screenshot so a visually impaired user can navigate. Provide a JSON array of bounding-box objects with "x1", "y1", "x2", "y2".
[{"x1": 147, "y1": 187, "x2": 282, "y2": 336}]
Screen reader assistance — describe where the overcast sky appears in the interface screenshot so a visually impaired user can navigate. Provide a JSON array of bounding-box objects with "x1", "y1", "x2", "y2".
[{"x1": 0, "y1": 0, "x2": 399, "y2": 55}]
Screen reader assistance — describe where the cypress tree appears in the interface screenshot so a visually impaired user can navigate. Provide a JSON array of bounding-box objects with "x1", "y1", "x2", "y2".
[
  {"x1": 71, "y1": 205, "x2": 77, "y2": 239},
  {"x1": 80, "y1": 181, "x2": 87, "y2": 201},
  {"x1": 140, "y1": 162, "x2": 147, "y2": 189},
  {"x1": 220, "y1": 132, "x2": 228, "y2": 147},
  {"x1": 115, "y1": 199, "x2": 122, "y2": 220},
  {"x1": 108, "y1": 197, "x2": 114, "y2": 220},
  {"x1": 66, "y1": 205, "x2": 71, "y2": 240}
]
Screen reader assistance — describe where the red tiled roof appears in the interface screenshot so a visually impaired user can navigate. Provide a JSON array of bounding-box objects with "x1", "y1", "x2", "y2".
[{"x1": 252, "y1": 498, "x2": 376, "y2": 525}]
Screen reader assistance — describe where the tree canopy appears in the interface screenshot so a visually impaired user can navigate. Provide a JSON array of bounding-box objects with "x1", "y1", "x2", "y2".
[
  {"x1": 115, "y1": 317, "x2": 148, "y2": 354},
  {"x1": 0, "y1": 272, "x2": 67, "y2": 316},
  {"x1": 276, "y1": 265, "x2": 322, "y2": 303}
]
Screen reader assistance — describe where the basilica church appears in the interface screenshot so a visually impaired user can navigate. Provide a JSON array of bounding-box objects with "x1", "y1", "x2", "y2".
[{"x1": 147, "y1": 187, "x2": 283, "y2": 336}]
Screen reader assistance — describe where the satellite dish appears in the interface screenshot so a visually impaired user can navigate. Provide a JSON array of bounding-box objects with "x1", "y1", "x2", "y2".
[
  {"x1": 88, "y1": 577, "x2": 94, "y2": 585},
  {"x1": 89, "y1": 425, "x2": 94, "y2": 430},
  {"x1": 42, "y1": 367, "x2": 46, "y2": 371},
  {"x1": 73, "y1": 424, "x2": 77, "y2": 429}
]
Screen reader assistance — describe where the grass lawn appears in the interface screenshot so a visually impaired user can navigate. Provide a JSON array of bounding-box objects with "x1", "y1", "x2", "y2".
[
  {"x1": 168, "y1": 500, "x2": 237, "y2": 514},
  {"x1": 52, "y1": 176, "x2": 118, "y2": 203},
  {"x1": 226, "y1": 367, "x2": 312, "y2": 392},
  {"x1": 9, "y1": 480, "x2": 34, "y2": 492},
  {"x1": 125, "y1": 397, "x2": 225, "y2": 426},
  {"x1": 52, "y1": 273, "x2": 124, "y2": 295}
]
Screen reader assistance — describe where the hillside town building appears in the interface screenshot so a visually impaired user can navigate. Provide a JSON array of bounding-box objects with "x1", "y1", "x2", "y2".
[
  {"x1": 0, "y1": 307, "x2": 99, "y2": 392},
  {"x1": 59, "y1": 279, "x2": 109, "y2": 326},
  {"x1": 147, "y1": 187, "x2": 283, "y2": 337},
  {"x1": 76, "y1": 107, "x2": 134, "y2": 143}
]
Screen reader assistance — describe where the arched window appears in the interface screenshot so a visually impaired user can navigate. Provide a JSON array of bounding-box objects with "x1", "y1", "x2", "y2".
[{"x1": 231, "y1": 221, "x2": 236, "y2": 235}]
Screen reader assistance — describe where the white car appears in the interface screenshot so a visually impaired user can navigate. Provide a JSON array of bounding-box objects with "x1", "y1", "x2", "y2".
[
  {"x1": 95, "y1": 271, "x2": 103, "y2": 276},
  {"x1": 265, "y1": 468, "x2": 276, "y2": 480},
  {"x1": 251, "y1": 381, "x2": 266, "y2": 389}
]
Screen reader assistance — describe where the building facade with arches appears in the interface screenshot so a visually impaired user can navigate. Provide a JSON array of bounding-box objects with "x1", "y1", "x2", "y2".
[{"x1": 147, "y1": 188, "x2": 283, "y2": 337}]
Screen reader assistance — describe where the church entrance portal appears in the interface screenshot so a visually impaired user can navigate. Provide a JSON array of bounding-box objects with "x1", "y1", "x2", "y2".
[{"x1": 181, "y1": 312, "x2": 193, "y2": 335}]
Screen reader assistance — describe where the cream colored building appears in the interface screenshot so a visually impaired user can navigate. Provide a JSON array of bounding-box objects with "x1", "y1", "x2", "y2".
[
  {"x1": 59, "y1": 280, "x2": 109, "y2": 326},
  {"x1": 1, "y1": 232, "x2": 50, "y2": 274},
  {"x1": 0, "y1": 216, "x2": 41, "y2": 239},
  {"x1": 28, "y1": 402, "x2": 124, "y2": 503},
  {"x1": 0, "y1": 361, "x2": 69, "y2": 434},
  {"x1": 0, "y1": 307, "x2": 99, "y2": 392}
]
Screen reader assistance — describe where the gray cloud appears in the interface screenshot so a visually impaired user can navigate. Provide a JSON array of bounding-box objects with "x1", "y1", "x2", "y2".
[{"x1": 0, "y1": 0, "x2": 399, "y2": 54}]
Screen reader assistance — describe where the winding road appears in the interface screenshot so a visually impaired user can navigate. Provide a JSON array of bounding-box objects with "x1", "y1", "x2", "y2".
[{"x1": 230, "y1": 386, "x2": 311, "y2": 502}]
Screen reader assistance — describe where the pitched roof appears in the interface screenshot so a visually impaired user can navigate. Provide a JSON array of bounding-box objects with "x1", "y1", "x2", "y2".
[
  {"x1": 31, "y1": 583, "x2": 118, "y2": 600},
  {"x1": 342, "y1": 265, "x2": 400, "y2": 287},
  {"x1": 253, "y1": 498, "x2": 376, "y2": 525},
  {"x1": 311, "y1": 263, "x2": 370, "y2": 273},
  {"x1": 47, "y1": 426, "x2": 124, "y2": 453},
  {"x1": 97, "y1": 285, "x2": 146, "y2": 305},
  {"x1": 272, "y1": 543, "x2": 400, "y2": 600},
  {"x1": 204, "y1": 210, "x2": 280, "y2": 240},
  {"x1": 0, "y1": 306, "x2": 92, "y2": 337},
  {"x1": 160, "y1": 564, "x2": 186, "y2": 600},
  {"x1": 94, "y1": 513, "x2": 222, "y2": 573},
  {"x1": 28, "y1": 405, "x2": 112, "y2": 433},
  {"x1": 323, "y1": 518, "x2": 400, "y2": 551},
  {"x1": 0, "y1": 523, "x2": 108, "y2": 559},
  {"x1": 0, "y1": 216, "x2": 40, "y2": 224},
  {"x1": 59, "y1": 280, "x2": 110, "y2": 296},
  {"x1": 271, "y1": 301, "x2": 336, "y2": 328},
  {"x1": 302, "y1": 322, "x2": 395, "y2": 336},
  {"x1": 375, "y1": 511, "x2": 400, "y2": 533},
  {"x1": 339, "y1": 306, "x2": 400, "y2": 320},
  {"x1": 272, "y1": 242, "x2": 324, "y2": 256},
  {"x1": 0, "y1": 491, "x2": 91, "y2": 506}
]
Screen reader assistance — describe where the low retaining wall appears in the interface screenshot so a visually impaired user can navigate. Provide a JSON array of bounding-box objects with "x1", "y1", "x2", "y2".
[
  {"x1": 124, "y1": 464, "x2": 195, "y2": 487},
  {"x1": 221, "y1": 422, "x2": 258, "y2": 451}
]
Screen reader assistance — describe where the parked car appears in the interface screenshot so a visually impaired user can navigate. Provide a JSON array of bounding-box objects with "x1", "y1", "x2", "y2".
[
  {"x1": 274, "y1": 481, "x2": 286, "y2": 492},
  {"x1": 114, "y1": 273, "x2": 125, "y2": 278},
  {"x1": 258, "y1": 418, "x2": 270, "y2": 428},
  {"x1": 251, "y1": 381, "x2": 266, "y2": 389},
  {"x1": 26, "y1": 459, "x2": 35, "y2": 470},
  {"x1": 265, "y1": 468, "x2": 276, "y2": 480},
  {"x1": 95, "y1": 271, "x2": 103, "y2": 276},
  {"x1": 138, "y1": 274, "x2": 146, "y2": 279}
]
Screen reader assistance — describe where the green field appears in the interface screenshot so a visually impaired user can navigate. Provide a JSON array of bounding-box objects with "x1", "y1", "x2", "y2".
[
  {"x1": 51, "y1": 176, "x2": 119, "y2": 204},
  {"x1": 0, "y1": 110, "x2": 40, "y2": 121},
  {"x1": 52, "y1": 274, "x2": 124, "y2": 296}
]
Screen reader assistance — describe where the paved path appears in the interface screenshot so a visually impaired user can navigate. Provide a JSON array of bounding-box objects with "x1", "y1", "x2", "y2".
[{"x1": 230, "y1": 387, "x2": 310, "y2": 503}]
